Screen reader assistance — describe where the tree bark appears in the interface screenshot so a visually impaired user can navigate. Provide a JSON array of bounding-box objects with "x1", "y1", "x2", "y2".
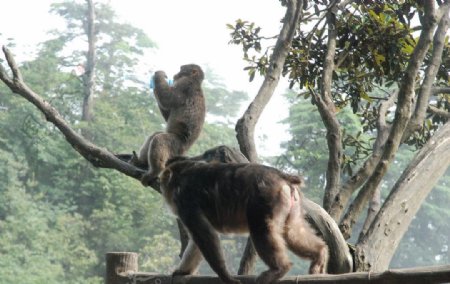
[
  {"x1": 317, "y1": 1, "x2": 343, "y2": 213},
  {"x1": 303, "y1": 198, "x2": 353, "y2": 274},
  {"x1": 405, "y1": 4, "x2": 450, "y2": 138},
  {"x1": 235, "y1": 0, "x2": 304, "y2": 163},
  {"x1": 355, "y1": 121, "x2": 450, "y2": 272},
  {"x1": 329, "y1": 91, "x2": 396, "y2": 221}
]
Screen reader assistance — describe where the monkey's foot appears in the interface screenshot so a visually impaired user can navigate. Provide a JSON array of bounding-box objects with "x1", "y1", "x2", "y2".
[
  {"x1": 221, "y1": 277, "x2": 241, "y2": 284},
  {"x1": 172, "y1": 269, "x2": 191, "y2": 276},
  {"x1": 141, "y1": 172, "x2": 158, "y2": 186}
]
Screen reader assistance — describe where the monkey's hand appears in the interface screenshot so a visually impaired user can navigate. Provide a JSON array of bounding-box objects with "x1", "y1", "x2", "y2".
[{"x1": 149, "y1": 71, "x2": 173, "y2": 89}]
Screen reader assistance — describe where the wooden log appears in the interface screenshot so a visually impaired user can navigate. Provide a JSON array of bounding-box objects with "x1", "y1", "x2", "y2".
[
  {"x1": 105, "y1": 252, "x2": 138, "y2": 284},
  {"x1": 105, "y1": 257, "x2": 450, "y2": 284}
]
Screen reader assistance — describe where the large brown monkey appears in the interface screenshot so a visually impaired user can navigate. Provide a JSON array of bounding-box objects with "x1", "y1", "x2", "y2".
[
  {"x1": 133, "y1": 64, "x2": 205, "y2": 186},
  {"x1": 160, "y1": 157, "x2": 329, "y2": 284}
]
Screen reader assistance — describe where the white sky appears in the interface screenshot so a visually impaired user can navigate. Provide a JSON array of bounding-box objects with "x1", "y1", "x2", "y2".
[{"x1": 0, "y1": 0, "x2": 291, "y2": 156}]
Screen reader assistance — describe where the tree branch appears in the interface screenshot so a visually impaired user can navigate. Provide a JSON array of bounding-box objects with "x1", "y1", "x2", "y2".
[
  {"x1": 329, "y1": 91, "x2": 397, "y2": 221},
  {"x1": 404, "y1": 3, "x2": 450, "y2": 138},
  {"x1": 428, "y1": 105, "x2": 450, "y2": 119},
  {"x1": 235, "y1": 0, "x2": 304, "y2": 163},
  {"x1": 0, "y1": 46, "x2": 146, "y2": 181},
  {"x1": 339, "y1": 1, "x2": 441, "y2": 239},
  {"x1": 431, "y1": 86, "x2": 450, "y2": 95},
  {"x1": 356, "y1": 121, "x2": 450, "y2": 271},
  {"x1": 314, "y1": 0, "x2": 343, "y2": 212}
]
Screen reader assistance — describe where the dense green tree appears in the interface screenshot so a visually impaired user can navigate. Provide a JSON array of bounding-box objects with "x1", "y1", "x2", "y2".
[{"x1": 0, "y1": 1, "x2": 248, "y2": 282}]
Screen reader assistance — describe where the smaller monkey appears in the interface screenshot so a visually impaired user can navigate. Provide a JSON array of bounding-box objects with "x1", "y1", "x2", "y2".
[
  {"x1": 132, "y1": 64, "x2": 206, "y2": 186},
  {"x1": 160, "y1": 157, "x2": 329, "y2": 284}
]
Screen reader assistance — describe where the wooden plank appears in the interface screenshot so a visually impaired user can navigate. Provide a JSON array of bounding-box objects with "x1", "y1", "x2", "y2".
[{"x1": 106, "y1": 265, "x2": 450, "y2": 284}]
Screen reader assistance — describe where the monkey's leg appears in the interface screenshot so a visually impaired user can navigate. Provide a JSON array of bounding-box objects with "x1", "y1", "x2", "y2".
[
  {"x1": 141, "y1": 133, "x2": 179, "y2": 186},
  {"x1": 180, "y1": 211, "x2": 240, "y2": 284},
  {"x1": 284, "y1": 213, "x2": 329, "y2": 274},
  {"x1": 132, "y1": 132, "x2": 163, "y2": 168},
  {"x1": 248, "y1": 207, "x2": 292, "y2": 284},
  {"x1": 173, "y1": 239, "x2": 203, "y2": 276}
]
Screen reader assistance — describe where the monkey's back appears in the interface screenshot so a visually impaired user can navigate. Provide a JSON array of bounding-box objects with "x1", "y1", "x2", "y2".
[
  {"x1": 163, "y1": 161, "x2": 302, "y2": 234},
  {"x1": 166, "y1": 89, "x2": 205, "y2": 148}
]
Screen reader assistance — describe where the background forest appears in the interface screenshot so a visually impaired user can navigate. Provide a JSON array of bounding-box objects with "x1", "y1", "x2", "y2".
[{"x1": 0, "y1": 1, "x2": 449, "y2": 283}]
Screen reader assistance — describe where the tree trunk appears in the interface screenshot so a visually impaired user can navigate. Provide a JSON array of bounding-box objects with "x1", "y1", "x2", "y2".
[
  {"x1": 355, "y1": 121, "x2": 450, "y2": 271},
  {"x1": 82, "y1": 0, "x2": 96, "y2": 123}
]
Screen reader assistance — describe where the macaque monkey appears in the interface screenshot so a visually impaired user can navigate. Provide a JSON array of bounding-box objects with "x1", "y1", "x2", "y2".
[
  {"x1": 133, "y1": 64, "x2": 205, "y2": 186},
  {"x1": 160, "y1": 157, "x2": 329, "y2": 284}
]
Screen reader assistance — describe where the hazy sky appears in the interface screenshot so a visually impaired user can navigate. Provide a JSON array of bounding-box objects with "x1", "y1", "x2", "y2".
[{"x1": 0, "y1": 0, "x2": 290, "y2": 156}]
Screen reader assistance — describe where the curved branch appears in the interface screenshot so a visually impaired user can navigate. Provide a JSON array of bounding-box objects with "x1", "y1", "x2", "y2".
[
  {"x1": 0, "y1": 46, "x2": 146, "y2": 181},
  {"x1": 303, "y1": 198, "x2": 353, "y2": 274},
  {"x1": 235, "y1": 0, "x2": 304, "y2": 163}
]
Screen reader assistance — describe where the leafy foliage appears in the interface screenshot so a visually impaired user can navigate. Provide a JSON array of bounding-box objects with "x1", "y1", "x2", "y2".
[{"x1": 229, "y1": 0, "x2": 450, "y2": 151}]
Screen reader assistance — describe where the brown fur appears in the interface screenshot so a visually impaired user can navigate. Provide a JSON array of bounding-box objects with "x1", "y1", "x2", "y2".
[
  {"x1": 134, "y1": 65, "x2": 206, "y2": 186},
  {"x1": 160, "y1": 158, "x2": 329, "y2": 284}
]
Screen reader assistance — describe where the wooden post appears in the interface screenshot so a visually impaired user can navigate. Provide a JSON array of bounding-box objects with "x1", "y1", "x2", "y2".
[{"x1": 105, "y1": 252, "x2": 138, "y2": 284}]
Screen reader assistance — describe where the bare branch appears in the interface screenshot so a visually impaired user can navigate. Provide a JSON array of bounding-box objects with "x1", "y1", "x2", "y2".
[
  {"x1": 432, "y1": 86, "x2": 450, "y2": 95},
  {"x1": 329, "y1": 91, "x2": 397, "y2": 221},
  {"x1": 405, "y1": 4, "x2": 450, "y2": 138},
  {"x1": 0, "y1": 58, "x2": 14, "y2": 86},
  {"x1": 0, "y1": 46, "x2": 145, "y2": 181},
  {"x1": 2, "y1": 46, "x2": 23, "y2": 82},
  {"x1": 235, "y1": 0, "x2": 305, "y2": 163},
  {"x1": 428, "y1": 105, "x2": 450, "y2": 119},
  {"x1": 316, "y1": 0, "x2": 343, "y2": 212}
]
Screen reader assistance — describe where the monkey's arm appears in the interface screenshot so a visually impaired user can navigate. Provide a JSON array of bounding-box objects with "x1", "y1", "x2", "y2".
[{"x1": 153, "y1": 71, "x2": 173, "y2": 121}]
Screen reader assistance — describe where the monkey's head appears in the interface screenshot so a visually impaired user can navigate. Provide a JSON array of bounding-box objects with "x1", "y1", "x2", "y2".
[
  {"x1": 160, "y1": 156, "x2": 206, "y2": 188},
  {"x1": 173, "y1": 64, "x2": 204, "y2": 84}
]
